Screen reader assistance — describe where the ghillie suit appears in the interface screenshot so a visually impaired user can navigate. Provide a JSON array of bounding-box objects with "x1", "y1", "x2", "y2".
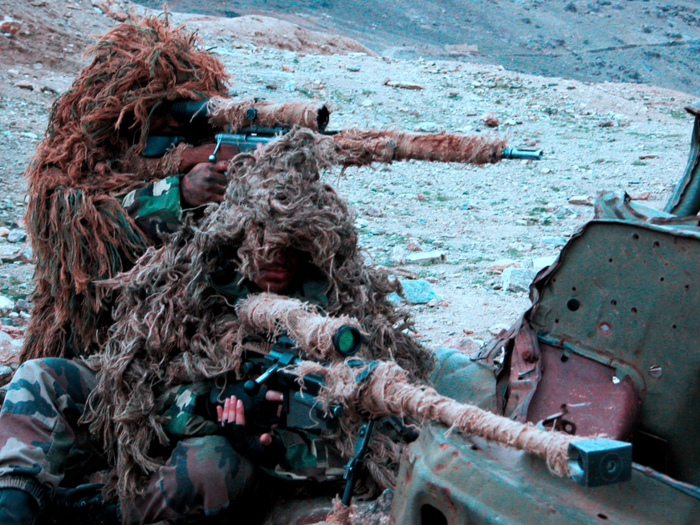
[
  {"x1": 86, "y1": 128, "x2": 433, "y2": 502},
  {"x1": 22, "y1": 16, "x2": 229, "y2": 362}
]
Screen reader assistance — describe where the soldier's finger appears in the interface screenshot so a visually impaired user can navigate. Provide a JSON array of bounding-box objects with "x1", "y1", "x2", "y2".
[
  {"x1": 213, "y1": 161, "x2": 230, "y2": 173},
  {"x1": 216, "y1": 405, "x2": 224, "y2": 425},
  {"x1": 225, "y1": 395, "x2": 237, "y2": 423},
  {"x1": 235, "y1": 398, "x2": 246, "y2": 426},
  {"x1": 259, "y1": 433, "x2": 272, "y2": 446},
  {"x1": 266, "y1": 390, "x2": 284, "y2": 403}
]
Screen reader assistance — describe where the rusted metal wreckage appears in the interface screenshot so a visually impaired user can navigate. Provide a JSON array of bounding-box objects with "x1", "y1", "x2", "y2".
[{"x1": 392, "y1": 102, "x2": 700, "y2": 524}]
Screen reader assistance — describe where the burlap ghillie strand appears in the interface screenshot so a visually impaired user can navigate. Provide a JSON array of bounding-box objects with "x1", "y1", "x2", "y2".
[
  {"x1": 22, "y1": 16, "x2": 230, "y2": 361},
  {"x1": 85, "y1": 128, "x2": 433, "y2": 501}
]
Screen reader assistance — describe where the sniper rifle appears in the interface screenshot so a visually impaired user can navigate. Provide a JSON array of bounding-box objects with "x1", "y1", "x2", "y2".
[{"x1": 142, "y1": 98, "x2": 543, "y2": 162}]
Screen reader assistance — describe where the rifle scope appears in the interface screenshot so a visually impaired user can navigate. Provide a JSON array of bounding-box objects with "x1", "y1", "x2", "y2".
[{"x1": 332, "y1": 326, "x2": 362, "y2": 357}]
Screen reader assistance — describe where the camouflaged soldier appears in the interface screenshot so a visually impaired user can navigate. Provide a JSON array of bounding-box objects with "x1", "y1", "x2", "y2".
[{"x1": 0, "y1": 245, "x2": 347, "y2": 525}]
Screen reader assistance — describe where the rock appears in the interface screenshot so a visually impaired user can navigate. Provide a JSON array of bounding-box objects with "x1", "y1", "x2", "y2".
[
  {"x1": 568, "y1": 195, "x2": 593, "y2": 206},
  {"x1": 0, "y1": 332, "x2": 12, "y2": 344},
  {"x1": 482, "y1": 114, "x2": 499, "y2": 127},
  {"x1": 7, "y1": 229, "x2": 26, "y2": 243},
  {"x1": 630, "y1": 192, "x2": 651, "y2": 201},
  {"x1": 14, "y1": 299, "x2": 29, "y2": 312},
  {"x1": 399, "y1": 279, "x2": 440, "y2": 304},
  {"x1": 0, "y1": 20, "x2": 21, "y2": 36},
  {"x1": 486, "y1": 259, "x2": 519, "y2": 274},
  {"x1": 390, "y1": 246, "x2": 407, "y2": 265},
  {"x1": 0, "y1": 295, "x2": 13, "y2": 315},
  {"x1": 406, "y1": 240, "x2": 422, "y2": 252},
  {"x1": 0, "y1": 365, "x2": 12, "y2": 378},
  {"x1": 533, "y1": 256, "x2": 558, "y2": 271},
  {"x1": 0, "y1": 318, "x2": 14, "y2": 327},
  {"x1": 414, "y1": 122, "x2": 440, "y2": 132},
  {"x1": 0, "y1": 227, "x2": 9, "y2": 237},
  {"x1": 554, "y1": 207, "x2": 578, "y2": 219},
  {"x1": 365, "y1": 205, "x2": 383, "y2": 217},
  {"x1": 405, "y1": 250, "x2": 446, "y2": 264},
  {"x1": 541, "y1": 236, "x2": 567, "y2": 247},
  {"x1": 502, "y1": 267, "x2": 537, "y2": 293},
  {"x1": 361, "y1": 99, "x2": 373, "y2": 107},
  {"x1": 15, "y1": 81, "x2": 35, "y2": 91},
  {"x1": 384, "y1": 80, "x2": 423, "y2": 90},
  {"x1": 346, "y1": 65, "x2": 361, "y2": 72}
]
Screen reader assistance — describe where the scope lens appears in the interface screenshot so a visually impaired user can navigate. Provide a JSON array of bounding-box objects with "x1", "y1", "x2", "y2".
[{"x1": 333, "y1": 326, "x2": 361, "y2": 356}]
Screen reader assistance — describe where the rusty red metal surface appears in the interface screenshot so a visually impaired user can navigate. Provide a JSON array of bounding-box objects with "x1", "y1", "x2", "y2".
[{"x1": 526, "y1": 342, "x2": 640, "y2": 440}]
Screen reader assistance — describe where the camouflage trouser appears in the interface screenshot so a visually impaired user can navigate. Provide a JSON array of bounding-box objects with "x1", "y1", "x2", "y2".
[{"x1": 0, "y1": 359, "x2": 262, "y2": 524}]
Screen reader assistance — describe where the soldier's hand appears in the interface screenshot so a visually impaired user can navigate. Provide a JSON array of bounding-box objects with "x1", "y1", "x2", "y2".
[
  {"x1": 180, "y1": 161, "x2": 229, "y2": 208},
  {"x1": 178, "y1": 143, "x2": 239, "y2": 172},
  {"x1": 217, "y1": 394, "x2": 286, "y2": 467},
  {"x1": 217, "y1": 393, "x2": 282, "y2": 446}
]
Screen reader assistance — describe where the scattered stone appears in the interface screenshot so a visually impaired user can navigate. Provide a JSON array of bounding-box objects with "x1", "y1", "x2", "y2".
[
  {"x1": 361, "y1": 99, "x2": 373, "y2": 107},
  {"x1": 7, "y1": 229, "x2": 26, "y2": 243},
  {"x1": 554, "y1": 207, "x2": 578, "y2": 219},
  {"x1": 414, "y1": 122, "x2": 440, "y2": 132},
  {"x1": 406, "y1": 240, "x2": 422, "y2": 252},
  {"x1": 541, "y1": 236, "x2": 567, "y2": 247},
  {"x1": 0, "y1": 20, "x2": 21, "y2": 36},
  {"x1": 533, "y1": 255, "x2": 558, "y2": 271},
  {"x1": 486, "y1": 259, "x2": 519, "y2": 274},
  {"x1": 390, "y1": 246, "x2": 407, "y2": 265},
  {"x1": 384, "y1": 80, "x2": 423, "y2": 90},
  {"x1": 390, "y1": 279, "x2": 440, "y2": 304},
  {"x1": 15, "y1": 81, "x2": 35, "y2": 91},
  {"x1": 568, "y1": 195, "x2": 593, "y2": 206},
  {"x1": 0, "y1": 332, "x2": 12, "y2": 344},
  {"x1": 347, "y1": 65, "x2": 361, "y2": 72},
  {"x1": 630, "y1": 192, "x2": 651, "y2": 201},
  {"x1": 406, "y1": 250, "x2": 446, "y2": 264},
  {"x1": 0, "y1": 365, "x2": 12, "y2": 378},
  {"x1": 482, "y1": 113, "x2": 499, "y2": 127},
  {"x1": 0, "y1": 296, "x2": 13, "y2": 315},
  {"x1": 0, "y1": 228, "x2": 9, "y2": 237},
  {"x1": 14, "y1": 299, "x2": 29, "y2": 312},
  {"x1": 365, "y1": 205, "x2": 383, "y2": 217},
  {"x1": 0, "y1": 318, "x2": 14, "y2": 327}
]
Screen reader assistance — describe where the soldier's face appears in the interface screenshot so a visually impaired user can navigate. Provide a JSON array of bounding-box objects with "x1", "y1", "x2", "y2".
[{"x1": 252, "y1": 248, "x2": 300, "y2": 294}]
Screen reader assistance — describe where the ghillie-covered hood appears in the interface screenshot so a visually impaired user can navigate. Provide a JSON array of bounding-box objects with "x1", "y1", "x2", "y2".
[
  {"x1": 86, "y1": 128, "x2": 433, "y2": 500},
  {"x1": 22, "y1": 16, "x2": 230, "y2": 361}
]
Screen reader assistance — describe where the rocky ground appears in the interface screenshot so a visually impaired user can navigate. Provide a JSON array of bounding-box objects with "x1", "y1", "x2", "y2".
[
  {"x1": 134, "y1": 0, "x2": 700, "y2": 96},
  {"x1": 0, "y1": 0, "x2": 696, "y2": 370}
]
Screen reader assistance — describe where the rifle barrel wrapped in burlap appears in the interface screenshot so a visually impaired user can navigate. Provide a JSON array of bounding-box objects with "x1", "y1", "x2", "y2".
[{"x1": 294, "y1": 359, "x2": 582, "y2": 479}]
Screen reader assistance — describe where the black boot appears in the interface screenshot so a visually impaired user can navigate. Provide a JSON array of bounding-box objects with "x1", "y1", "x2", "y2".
[
  {"x1": 36, "y1": 484, "x2": 119, "y2": 525},
  {"x1": 0, "y1": 487, "x2": 40, "y2": 525}
]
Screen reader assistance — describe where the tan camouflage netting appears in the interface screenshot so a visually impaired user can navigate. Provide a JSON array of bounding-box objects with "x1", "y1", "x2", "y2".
[{"x1": 85, "y1": 128, "x2": 434, "y2": 500}]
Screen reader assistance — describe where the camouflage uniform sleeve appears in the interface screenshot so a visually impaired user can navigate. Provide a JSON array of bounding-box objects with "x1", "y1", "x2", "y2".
[{"x1": 117, "y1": 175, "x2": 184, "y2": 243}]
